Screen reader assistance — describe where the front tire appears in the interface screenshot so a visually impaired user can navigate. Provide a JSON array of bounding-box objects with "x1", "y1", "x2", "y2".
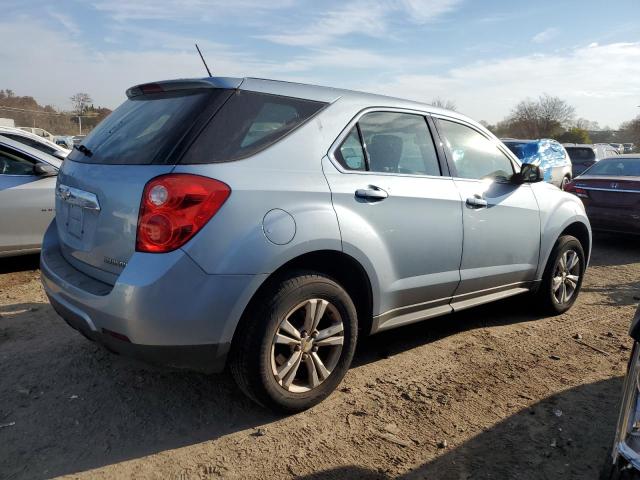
[
  {"x1": 536, "y1": 235, "x2": 585, "y2": 315},
  {"x1": 230, "y1": 271, "x2": 358, "y2": 413}
]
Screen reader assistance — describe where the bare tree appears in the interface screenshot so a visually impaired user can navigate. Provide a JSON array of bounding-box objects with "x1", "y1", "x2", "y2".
[
  {"x1": 572, "y1": 118, "x2": 600, "y2": 131},
  {"x1": 431, "y1": 97, "x2": 457, "y2": 111},
  {"x1": 506, "y1": 94, "x2": 574, "y2": 138},
  {"x1": 70, "y1": 93, "x2": 92, "y2": 116}
]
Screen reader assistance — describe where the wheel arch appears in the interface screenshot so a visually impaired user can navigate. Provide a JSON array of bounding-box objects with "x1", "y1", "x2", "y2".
[{"x1": 230, "y1": 249, "x2": 375, "y2": 351}]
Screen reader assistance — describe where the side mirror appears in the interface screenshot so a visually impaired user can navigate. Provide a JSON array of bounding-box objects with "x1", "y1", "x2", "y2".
[
  {"x1": 53, "y1": 150, "x2": 67, "y2": 160},
  {"x1": 512, "y1": 163, "x2": 543, "y2": 185},
  {"x1": 33, "y1": 163, "x2": 58, "y2": 177}
]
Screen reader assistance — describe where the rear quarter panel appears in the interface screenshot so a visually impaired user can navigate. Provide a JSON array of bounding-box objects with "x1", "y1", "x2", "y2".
[{"x1": 175, "y1": 113, "x2": 343, "y2": 275}]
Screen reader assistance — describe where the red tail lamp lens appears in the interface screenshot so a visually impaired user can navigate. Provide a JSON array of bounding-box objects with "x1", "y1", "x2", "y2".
[{"x1": 136, "y1": 174, "x2": 230, "y2": 253}]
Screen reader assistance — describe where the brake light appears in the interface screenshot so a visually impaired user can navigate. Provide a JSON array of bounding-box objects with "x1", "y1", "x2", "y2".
[
  {"x1": 139, "y1": 83, "x2": 164, "y2": 94},
  {"x1": 564, "y1": 181, "x2": 589, "y2": 199},
  {"x1": 136, "y1": 174, "x2": 230, "y2": 253}
]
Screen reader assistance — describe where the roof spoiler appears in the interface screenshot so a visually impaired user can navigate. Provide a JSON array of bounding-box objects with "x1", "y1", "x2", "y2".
[{"x1": 126, "y1": 77, "x2": 243, "y2": 98}]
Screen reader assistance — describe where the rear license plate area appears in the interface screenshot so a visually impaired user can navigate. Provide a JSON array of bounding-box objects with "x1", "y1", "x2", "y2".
[{"x1": 67, "y1": 204, "x2": 84, "y2": 239}]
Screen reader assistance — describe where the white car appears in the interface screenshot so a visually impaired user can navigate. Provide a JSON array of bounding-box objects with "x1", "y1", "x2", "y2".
[
  {"x1": 0, "y1": 126, "x2": 70, "y2": 160},
  {"x1": 0, "y1": 135, "x2": 61, "y2": 257}
]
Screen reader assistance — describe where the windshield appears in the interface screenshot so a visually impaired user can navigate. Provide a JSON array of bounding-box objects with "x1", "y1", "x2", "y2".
[
  {"x1": 67, "y1": 89, "x2": 222, "y2": 165},
  {"x1": 582, "y1": 157, "x2": 640, "y2": 176}
]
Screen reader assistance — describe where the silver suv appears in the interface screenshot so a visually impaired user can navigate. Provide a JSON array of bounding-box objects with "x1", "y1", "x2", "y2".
[{"x1": 41, "y1": 77, "x2": 591, "y2": 412}]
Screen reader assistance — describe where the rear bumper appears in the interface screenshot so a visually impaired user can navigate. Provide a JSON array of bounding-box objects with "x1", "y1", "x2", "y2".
[
  {"x1": 587, "y1": 207, "x2": 640, "y2": 236},
  {"x1": 40, "y1": 221, "x2": 267, "y2": 372}
]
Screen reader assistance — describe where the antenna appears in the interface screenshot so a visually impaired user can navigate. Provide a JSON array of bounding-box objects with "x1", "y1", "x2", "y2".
[{"x1": 195, "y1": 43, "x2": 212, "y2": 77}]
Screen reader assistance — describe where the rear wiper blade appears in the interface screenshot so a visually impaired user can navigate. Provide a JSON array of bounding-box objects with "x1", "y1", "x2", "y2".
[{"x1": 73, "y1": 144, "x2": 93, "y2": 157}]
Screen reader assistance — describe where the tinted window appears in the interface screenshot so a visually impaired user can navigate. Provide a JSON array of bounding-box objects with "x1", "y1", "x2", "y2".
[
  {"x1": 357, "y1": 112, "x2": 440, "y2": 176},
  {"x1": 335, "y1": 127, "x2": 366, "y2": 171},
  {"x1": 0, "y1": 146, "x2": 36, "y2": 175},
  {"x1": 3, "y1": 133, "x2": 58, "y2": 156},
  {"x1": 584, "y1": 158, "x2": 640, "y2": 176},
  {"x1": 565, "y1": 147, "x2": 596, "y2": 165},
  {"x1": 69, "y1": 89, "x2": 219, "y2": 165},
  {"x1": 438, "y1": 120, "x2": 513, "y2": 181},
  {"x1": 183, "y1": 91, "x2": 326, "y2": 164}
]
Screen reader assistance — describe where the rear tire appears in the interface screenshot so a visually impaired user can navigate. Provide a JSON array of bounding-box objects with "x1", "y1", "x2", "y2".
[
  {"x1": 536, "y1": 235, "x2": 585, "y2": 315},
  {"x1": 230, "y1": 271, "x2": 358, "y2": 413}
]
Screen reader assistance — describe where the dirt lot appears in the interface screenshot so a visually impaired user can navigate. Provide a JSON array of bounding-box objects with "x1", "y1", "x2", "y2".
[{"x1": 1, "y1": 234, "x2": 639, "y2": 480}]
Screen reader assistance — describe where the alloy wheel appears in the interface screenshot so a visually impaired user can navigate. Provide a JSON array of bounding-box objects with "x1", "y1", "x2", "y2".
[
  {"x1": 552, "y1": 249, "x2": 581, "y2": 304},
  {"x1": 270, "y1": 299, "x2": 344, "y2": 393}
]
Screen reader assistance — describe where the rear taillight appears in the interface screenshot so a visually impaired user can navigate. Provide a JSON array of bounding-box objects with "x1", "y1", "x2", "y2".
[
  {"x1": 136, "y1": 174, "x2": 230, "y2": 253},
  {"x1": 564, "y1": 181, "x2": 589, "y2": 199}
]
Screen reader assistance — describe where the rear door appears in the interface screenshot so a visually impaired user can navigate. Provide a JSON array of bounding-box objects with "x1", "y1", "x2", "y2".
[
  {"x1": 434, "y1": 118, "x2": 540, "y2": 306},
  {"x1": 54, "y1": 86, "x2": 232, "y2": 283},
  {"x1": 324, "y1": 110, "x2": 463, "y2": 327},
  {"x1": 0, "y1": 144, "x2": 56, "y2": 254}
]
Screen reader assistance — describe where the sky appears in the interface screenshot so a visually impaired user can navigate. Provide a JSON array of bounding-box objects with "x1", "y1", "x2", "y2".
[{"x1": 1, "y1": 0, "x2": 639, "y2": 128}]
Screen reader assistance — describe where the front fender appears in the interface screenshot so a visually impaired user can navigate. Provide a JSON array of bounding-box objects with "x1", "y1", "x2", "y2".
[{"x1": 533, "y1": 183, "x2": 592, "y2": 279}]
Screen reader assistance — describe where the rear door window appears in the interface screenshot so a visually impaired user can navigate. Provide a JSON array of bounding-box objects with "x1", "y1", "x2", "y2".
[
  {"x1": 333, "y1": 112, "x2": 441, "y2": 176},
  {"x1": 359, "y1": 112, "x2": 441, "y2": 176},
  {"x1": 182, "y1": 91, "x2": 327, "y2": 164}
]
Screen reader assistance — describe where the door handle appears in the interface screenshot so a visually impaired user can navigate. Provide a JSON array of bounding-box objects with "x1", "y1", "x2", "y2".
[
  {"x1": 466, "y1": 195, "x2": 488, "y2": 208},
  {"x1": 355, "y1": 186, "x2": 388, "y2": 201}
]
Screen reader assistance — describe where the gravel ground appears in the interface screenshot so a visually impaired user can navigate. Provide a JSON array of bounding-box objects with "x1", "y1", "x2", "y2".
[{"x1": 0, "y1": 233, "x2": 639, "y2": 480}]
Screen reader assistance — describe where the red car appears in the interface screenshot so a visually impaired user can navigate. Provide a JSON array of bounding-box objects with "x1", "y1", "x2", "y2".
[{"x1": 565, "y1": 155, "x2": 640, "y2": 235}]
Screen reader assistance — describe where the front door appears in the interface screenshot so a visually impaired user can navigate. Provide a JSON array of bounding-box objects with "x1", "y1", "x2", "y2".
[{"x1": 434, "y1": 118, "x2": 540, "y2": 308}]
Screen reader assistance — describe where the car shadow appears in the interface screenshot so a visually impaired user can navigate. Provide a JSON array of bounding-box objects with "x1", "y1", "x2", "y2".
[
  {"x1": 0, "y1": 301, "x2": 279, "y2": 479},
  {"x1": 0, "y1": 294, "x2": 552, "y2": 480},
  {"x1": 0, "y1": 253, "x2": 39, "y2": 274},
  {"x1": 354, "y1": 295, "x2": 545, "y2": 368},
  {"x1": 296, "y1": 377, "x2": 623, "y2": 480},
  {"x1": 590, "y1": 233, "x2": 640, "y2": 267}
]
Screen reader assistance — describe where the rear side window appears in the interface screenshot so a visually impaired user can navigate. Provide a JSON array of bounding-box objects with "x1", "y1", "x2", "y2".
[
  {"x1": 335, "y1": 127, "x2": 366, "y2": 171},
  {"x1": 566, "y1": 147, "x2": 595, "y2": 165},
  {"x1": 68, "y1": 89, "x2": 220, "y2": 165},
  {"x1": 182, "y1": 91, "x2": 326, "y2": 164},
  {"x1": 437, "y1": 119, "x2": 514, "y2": 181}
]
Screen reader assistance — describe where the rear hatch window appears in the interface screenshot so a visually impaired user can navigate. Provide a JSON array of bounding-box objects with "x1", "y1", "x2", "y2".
[
  {"x1": 566, "y1": 147, "x2": 595, "y2": 165},
  {"x1": 67, "y1": 89, "x2": 229, "y2": 165}
]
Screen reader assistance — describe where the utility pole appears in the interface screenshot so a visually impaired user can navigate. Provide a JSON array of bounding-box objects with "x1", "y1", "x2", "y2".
[{"x1": 78, "y1": 115, "x2": 82, "y2": 135}]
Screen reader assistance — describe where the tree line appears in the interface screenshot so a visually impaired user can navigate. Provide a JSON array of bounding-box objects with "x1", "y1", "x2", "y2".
[
  {"x1": 435, "y1": 94, "x2": 639, "y2": 147},
  {"x1": 0, "y1": 89, "x2": 111, "y2": 136}
]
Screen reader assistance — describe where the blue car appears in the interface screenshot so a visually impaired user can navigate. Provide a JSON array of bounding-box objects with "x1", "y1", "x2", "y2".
[{"x1": 502, "y1": 139, "x2": 573, "y2": 190}]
